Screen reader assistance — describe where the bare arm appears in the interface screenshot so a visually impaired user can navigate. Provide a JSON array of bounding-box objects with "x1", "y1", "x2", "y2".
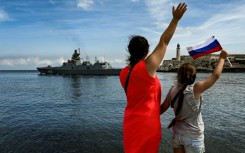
[
  {"x1": 160, "y1": 94, "x2": 171, "y2": 115},
  {"x1": 146, "y1": 3, "x2": 187, "y2": 77},
  {"x1": 160, "y1": 87, "x2": 174, "y2": 115},
  {"x1": 194, "y1": 50, "x2": 228, "y2": 99}
]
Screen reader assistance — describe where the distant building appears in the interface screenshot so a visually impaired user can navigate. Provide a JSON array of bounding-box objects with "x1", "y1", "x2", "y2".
[{"x1": 158, "y1": 44, "x2": 245, "y2": 72}]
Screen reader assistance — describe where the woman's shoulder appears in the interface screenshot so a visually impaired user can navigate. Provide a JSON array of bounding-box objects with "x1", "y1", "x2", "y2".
[
  {"x1": 122, "y1": 66, "x2": 129, "y2": 70},
  {"x1": 119, "y1": 66, "x2": 129, "y2": 77},
  {"x1": 134, "y1": 60, "x2": 146, "y2": 68},
  {"x1": 119, "y1": 61, "x2": 145, "y2": 76}
]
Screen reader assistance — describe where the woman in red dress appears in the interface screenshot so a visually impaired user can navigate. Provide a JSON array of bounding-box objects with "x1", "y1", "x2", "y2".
[{"x1": 119, "y1": 3, "x2": 187, "y2": 153}]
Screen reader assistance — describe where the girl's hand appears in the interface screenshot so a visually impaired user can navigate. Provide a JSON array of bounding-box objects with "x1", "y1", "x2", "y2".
[{"x1": 220, "y1": 49, "x2": 228, "y2": 59}]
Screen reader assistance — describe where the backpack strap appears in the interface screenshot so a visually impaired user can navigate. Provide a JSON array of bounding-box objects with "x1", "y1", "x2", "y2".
[
  {"x1": 167, "y1": 87, "x2": 186, "y2": 129},
  {"x1": 170, "y1": 90, "x2": 182, "y2": 108}
]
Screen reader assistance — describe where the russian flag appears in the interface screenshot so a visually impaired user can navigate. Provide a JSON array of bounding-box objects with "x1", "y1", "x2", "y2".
[{"x1": 187, "y1": 36, "x2": 222, "y2": 59}]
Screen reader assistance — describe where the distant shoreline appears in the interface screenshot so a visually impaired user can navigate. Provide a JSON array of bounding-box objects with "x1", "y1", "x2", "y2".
[
  {"x1": 0, "y1": 70, "x2": 38, "y2": 73},
  {"x1": 157, "y1": 67, "x2": 245, "y2": 73},
  {"x1": 1, "y1": 67, "x2": 245, "y2": 73}
]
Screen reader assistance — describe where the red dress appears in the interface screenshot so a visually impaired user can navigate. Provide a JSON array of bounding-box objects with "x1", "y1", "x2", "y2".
[{"x1": 119, "y1": 61, "x2": 162, "y2": 153}]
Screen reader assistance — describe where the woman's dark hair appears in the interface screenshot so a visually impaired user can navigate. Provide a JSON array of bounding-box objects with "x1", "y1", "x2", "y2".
[
  {"x1": 127, "y1": 35, "x2": 149, "y2": 66},
  {"x1": 167, "y1": 63, "x2": 197, "y2": 129}
]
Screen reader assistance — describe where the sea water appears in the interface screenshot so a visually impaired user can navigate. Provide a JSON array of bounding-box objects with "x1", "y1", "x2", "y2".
[{"x1": 0, "y1": 71, "x2": 244, "y2": 153}]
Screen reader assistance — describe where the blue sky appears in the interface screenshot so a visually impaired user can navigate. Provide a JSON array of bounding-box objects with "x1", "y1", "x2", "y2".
[{"x1": 0, "y1": 0, "x2": 244, "y2": 70}]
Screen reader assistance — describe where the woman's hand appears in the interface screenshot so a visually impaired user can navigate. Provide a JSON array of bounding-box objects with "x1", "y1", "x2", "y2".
[{"x1": 172, "y1": 3, "x2": 187, "y2": 20}]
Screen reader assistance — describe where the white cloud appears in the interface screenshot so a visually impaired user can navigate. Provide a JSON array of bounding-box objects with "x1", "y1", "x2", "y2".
[
  {"x1": 175, "y1": 3, "x2": 245, "y2": 49},
  {"x1": 0, "y1": 57, "x2": 66, "y2": 67},
  {"x1": 0, "y1": 59, "x2": 13, "y2": 66},
  {"x1": 0, "y1": 56, "x2": 126, "y2": 69},
  {"x1": 49, "y1": 0, "x2": 56, "y2": 4},
  {"x1": 77, "y1": 0, "x2": 94, "y2": 10},
  {"x1": 145, "y1": 0, "x2": 171, "y2": 24},
  {"x1": 131, "y1": 0, "x2": 140, "y2": 2},
  {"x1": 139, "y1": 1, "x2": 245, "y2": 59},
  {"x1": 0, "y1": 9, "x2": 9, "y2": 21},
  {"x1": 108, "y1": 58, "x2": 124, "y2": 64},
  {"x1": 107, "y1": 58, "x2": 125, "y2": 68},
  {"x1": 139, "y1": 27, "x2": 161, "y2": 35}
]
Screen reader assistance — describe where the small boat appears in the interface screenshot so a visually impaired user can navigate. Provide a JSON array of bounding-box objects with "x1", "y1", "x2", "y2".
[{"x1": 37, "y1": 49, "x2": 121, "y2": 75}]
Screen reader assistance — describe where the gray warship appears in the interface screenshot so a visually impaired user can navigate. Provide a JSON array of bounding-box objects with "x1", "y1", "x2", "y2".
[{"x1": 37, "y1": 49, "x2": 121, "y2": 75}]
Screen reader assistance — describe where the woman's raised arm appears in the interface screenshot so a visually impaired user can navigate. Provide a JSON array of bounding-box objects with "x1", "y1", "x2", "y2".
[{"x1": 146, "y1": 3, "x2": 187, "y2": 77}]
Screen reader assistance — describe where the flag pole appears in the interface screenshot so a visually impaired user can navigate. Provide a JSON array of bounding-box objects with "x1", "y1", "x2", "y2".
[{"x1": 226, "y1": 57, "x2": 232, "y2": 67}]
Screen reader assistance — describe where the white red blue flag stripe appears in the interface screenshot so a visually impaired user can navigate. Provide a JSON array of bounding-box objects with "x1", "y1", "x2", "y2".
[{"x1": 187, "y1": 36, "x2": 222, "y2": 59}]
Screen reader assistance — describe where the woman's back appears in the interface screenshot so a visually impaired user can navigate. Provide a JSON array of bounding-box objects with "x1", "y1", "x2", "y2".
[
  {"x1": 120, "y1": 61, "x2": 161, "y2": 117},
  {"x1": 120, "y1": 61, "x2": 162, "y2": 153}
]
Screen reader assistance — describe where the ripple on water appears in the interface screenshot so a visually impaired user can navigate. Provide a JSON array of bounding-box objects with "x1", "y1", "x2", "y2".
[{"x1": 0, "y1": 72, "x2": 244, "y2": 153}]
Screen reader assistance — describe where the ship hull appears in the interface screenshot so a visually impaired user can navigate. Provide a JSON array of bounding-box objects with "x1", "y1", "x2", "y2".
[
  {"x1": 37, "y1": 67, "x2": 121, "y2": 75},
  {"x1": 37, "y1": 67, "x2": 53, "y2": 74},
  {"x1": 52, "y1": 68, "x2": 121, "y2": 75}
]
